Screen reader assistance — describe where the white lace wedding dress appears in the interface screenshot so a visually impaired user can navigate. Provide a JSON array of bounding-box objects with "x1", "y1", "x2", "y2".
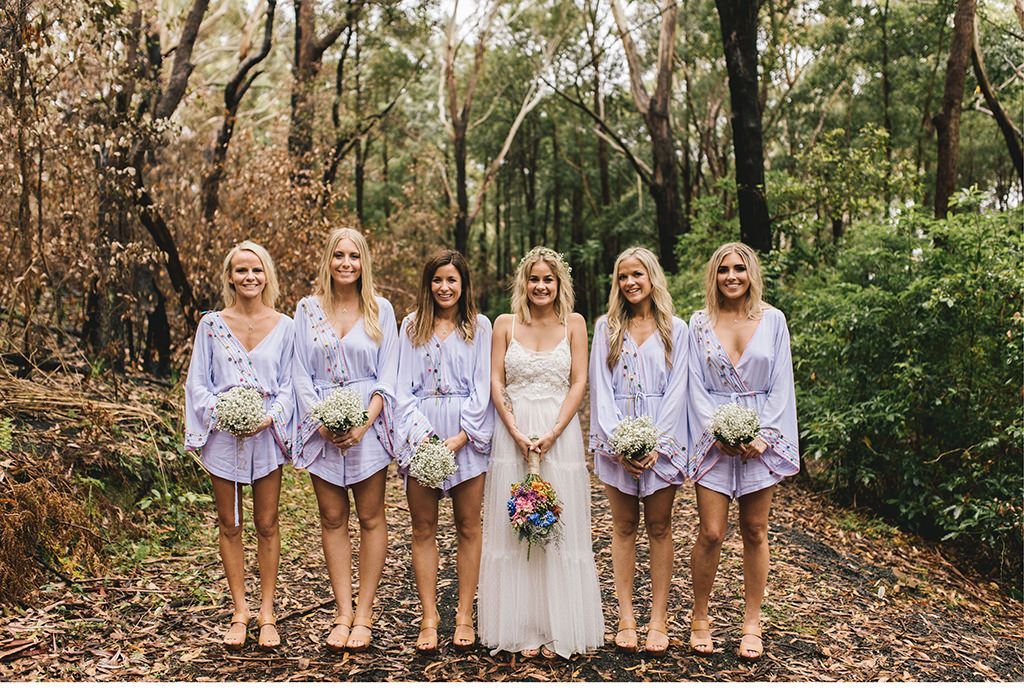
[{"x1": 478, "y1": 318, "x2": 605, "y2": 658}]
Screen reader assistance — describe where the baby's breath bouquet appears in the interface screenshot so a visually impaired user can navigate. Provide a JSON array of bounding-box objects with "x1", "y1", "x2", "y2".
[
  {"x1": 214, "y1": 387, "x2": 266, "y2": 437},
  {"x1": 408, "y1": 435, "x2": 457, "y2": 489},
  {"x1": 311, "y1": 387, "x2": 368, "y2": 433},
  {"x1": 711, "y1": 403, "x2": 761, "y2": 448},
  {"x1": 609, "y1": 415, "x2": 659, "y2": 462}
]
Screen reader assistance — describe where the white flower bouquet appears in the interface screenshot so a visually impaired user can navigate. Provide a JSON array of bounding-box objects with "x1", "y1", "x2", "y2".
[
  {"x1": 214, "y1": 386, "x2": 266, "y2": 437},
  {"x1": 711, "y1": 403, "x2": 761, "y2": 448},
  {"x1": 311, "y1": 387, "x2": 369, "y2": 433},
  {"x1": 408, "y1": 435, "x2": 457, "y2": 489},
  {"x1": 609, "y1": 415, "x2": 659, "y2": 462}
]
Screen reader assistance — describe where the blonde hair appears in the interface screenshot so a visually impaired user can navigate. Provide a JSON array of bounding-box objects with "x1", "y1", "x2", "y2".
[
  {"x1": 703, "y1": 242, "x2": 767, "y2": 325},
  {"x1": 221, "y1": 240, "x2": 280, "y2": 309},
  {"x1": 315, "y1": 227, "x2": 382, "y2": 343},
  {"x1": 511, "y1": 246, "x2": 574, "y2": 324},
  {"x1": 409, "y1": 249, "x2": 477, "y2": 347},
  {"x1": 605, "y1": 247, "x2": 676, "y2": 369}
]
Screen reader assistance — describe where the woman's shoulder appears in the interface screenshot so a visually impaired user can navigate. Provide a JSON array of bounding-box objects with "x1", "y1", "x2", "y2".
[
  {"x1": 594, "y1": 314, "x2": 609, "y2": 332},
  {"x1": 566, "y1": 312, "x2": 587, "y2": 329},
  {"x1": 474, "y1": 313, "x2": 492, "y2": 330},
  {"x1": 492, "y1": 313, "x2": 513, "y2": 332},
  {"x1": 374, "y1": 295, "x2": 394, "y2": 313},
  {"x1": 688, "y1": 308, "x2": 708, "y2": 326}
]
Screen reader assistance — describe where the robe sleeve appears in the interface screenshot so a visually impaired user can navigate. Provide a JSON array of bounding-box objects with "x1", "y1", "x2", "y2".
[
  {"x1": 686, "y1": 311, "x2": 719, "y2": 480},
  {"x1": 587, "y1": 317, "x2": 624, "y2": 458},
  {"x1": 371, "y1": 297, "x2": 406, "y2": 460},
  {"x1": 756, "y1": 310, "x2": 800, "y2": 475},
  {"x1": 395, "y1": 314, "x2": 436, "y2": 469},
  {"x1": 651, "y1": 318, "x2": 689, "y2": 472},
  {"x1": 292, "y1": 297, "x2": 324, "y2": 462},
  {"x1": 266, "y1": 316, "x2": 295, "y2": 459},
  {"x1": 184, "y1": 315, "x2": 219, "y2": 451},
  {"x1": 460, "y1": 315, "x2": 494, "y2": 455}
]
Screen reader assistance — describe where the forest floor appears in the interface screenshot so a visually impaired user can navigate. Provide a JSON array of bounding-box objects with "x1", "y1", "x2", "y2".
[{"x1": 1, "y1": 460, "x2": 1021, "y2": 682}]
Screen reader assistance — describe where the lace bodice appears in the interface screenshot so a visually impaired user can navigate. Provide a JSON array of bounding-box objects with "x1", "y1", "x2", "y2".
[{"x1": 504, "y1": 337, "x2": 571, "y2": 401}]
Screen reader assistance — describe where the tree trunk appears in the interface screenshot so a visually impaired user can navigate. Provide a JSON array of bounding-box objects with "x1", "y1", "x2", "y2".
[
  {"x1": 933, "y1": 0, "x2": 976, "y2": 218},
  {"x1": 971, "y1": 21, "x2": 1024, "y2": 184},
  {"x1": 715, "y1": 0, "x2": 772, "y2": 252},
  {"x1": 610, "y1": 0, "x2": 684, "y2": 271}
]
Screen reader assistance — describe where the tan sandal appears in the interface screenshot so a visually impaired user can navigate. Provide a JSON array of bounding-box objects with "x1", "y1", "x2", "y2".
[
  {"x1": 614, "y1": 617, "x2": 639, "y2": 653},
  {"x1": 643, "y1": 620, "x2": 670, "y2": 655},
  {"x1": 325, "y1": 614, "x2": 352, "y2": 654},
  {"x1": 223, "y1": 614, "x2": 250, "y2": 651},
  {"x1": 453, "y1": 617, "x2": 476, "y2": 651},
  {"x1": 257, "y1": 614, "x2": 280, "y2": 652},
  {"x1": 690, "y1": 618, "x2": 714, "y2": 655},
  {"x1": 540, "y1": 644, "x2": 558, "y2": 659},
  {"x1": 346, "y1": 615, "x2": 373, "y2": 652},
  {"x1": 416, "y1": 615, "x2": 439, "y2": 654},
  {"x1": 738, "y1": 627, "x2": 763, "y2": 660}
]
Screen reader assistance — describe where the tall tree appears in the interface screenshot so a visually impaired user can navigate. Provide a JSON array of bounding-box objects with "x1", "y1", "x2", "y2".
[
  {"x1": 970, "y1": 18, "x2": 1023, "y2": 185},
  {"x1": 933, "y1": 0, "x2": 976, "y2": 218},
  {"x1": 610, "y1": 0, "x2": 684, "y2": 272},
  {"x1": 714, "y1": 0, "x2": 772, "y2": 251}
]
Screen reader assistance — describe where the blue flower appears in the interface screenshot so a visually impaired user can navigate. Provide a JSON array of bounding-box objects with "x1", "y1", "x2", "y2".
[
  {"x1": 507, "y1": 499, "x2": 516, "y2": 517},
  {"x1": 528, "y1": 512, "x2": 540, "y2": 524}
]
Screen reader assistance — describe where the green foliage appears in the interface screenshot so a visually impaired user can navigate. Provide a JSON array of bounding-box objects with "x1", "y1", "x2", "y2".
[{"x1": 775, "y1": 206, "x2": 1022, "y2": 579}]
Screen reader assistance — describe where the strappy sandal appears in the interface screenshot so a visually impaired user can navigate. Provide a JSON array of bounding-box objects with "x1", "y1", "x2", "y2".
[
  {"x1": 415, "y1": 615, "x2": 439, "y2": 655},
  {"x1": 643, "y1": 620, "x2": 670, "y2": 655},
  {"x1": 738, "y1": 627, "x2": 764, "y2": 660},
  {"x1": 223, "y1": 614, "x2": 250, "y2": 651},
  {"x1": 452, "y1": 617, "x2": 476, "y2": 652},
  {"x1": 540, "y1": 644, "x2": 558, "y2": 660},
  {"x1": 614, "y1": 617, "x2": 639, "y2": 653},
  {"x1": 690, "y1": 618, "x2": 714, "y2": 655},
  {"x1": 325, "y1": 614, "x2": 353, "y2": 654},
  {"x1": 257, "y1": 614, "x2": 280, "y2": 652},
  {"x1": 519, "y1": 647, "x2": 540, "y2": 659},
  {"x1": 346, "y1": 615, "x2": 373, "y2": 652}
]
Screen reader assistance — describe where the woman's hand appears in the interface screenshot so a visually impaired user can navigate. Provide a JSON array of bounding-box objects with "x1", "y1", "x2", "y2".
[
  {"x1": 531, "y1": 431, "x2": 558, "y2": 456},
  {"x1": 510, "y1": 428, "x2": 534, "y2": 461},
  {"x1": 739, "y1": 436, "x2": 767, "y2": 461},
  {"x1": 336, "y1": 422, "x2": 370, "y2": 451},
  {"x1": 241, "y1": 416, "x2": 273, "y2": 438},
  {"x1": 714, "y1": 439, "x2": 744, "y2": 457},
  {"x1": 621, "y1": 450, "x2": 657, "y2": 478},
  {"x1": 444, "y1": 431, "x2": 469, "y2": 453}
]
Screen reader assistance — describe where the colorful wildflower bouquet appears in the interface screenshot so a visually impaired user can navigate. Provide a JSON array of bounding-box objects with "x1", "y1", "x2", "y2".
[
  {"x1": 609, "y1": 415, "x2": 659, "y2": 463},
  {"x1": 507, "y1": 441, "x2": 563, "y2": 559},
  {"x1": 409, "y1": 435, "x2": 457, "y2": 489},
  {"x1": 711, "y1": 402, "x2": 761, "y2": 448},
  {"x1": 214, "y1": 386, "x2": 266, "y2": 437},
  {"x1": 311, "y1": 387, "x2": 368, "y2": 433}
]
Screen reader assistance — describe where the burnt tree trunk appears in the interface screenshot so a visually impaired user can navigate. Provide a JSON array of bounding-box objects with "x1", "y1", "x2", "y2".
[
  {"x1": 971, "y1": 21, "x2": 1023, "y2": 184},
  {"x1": 715, "y1": 0, "x2": 772, "y2": 252},
  {"x1": 933, "y1": 0, "x2": 976, "y2": 218}
]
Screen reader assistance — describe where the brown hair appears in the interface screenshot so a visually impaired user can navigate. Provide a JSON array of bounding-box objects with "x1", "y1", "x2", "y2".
[{"x1": 408, "y1": 250, "x2": 478, "y2": 346}]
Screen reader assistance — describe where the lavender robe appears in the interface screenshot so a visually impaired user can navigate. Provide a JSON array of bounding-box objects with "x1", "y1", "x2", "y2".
[
  {"x1": 686, "y1": 307, "x2": 800, "y2": 499},
  {"x1": 396, "y1": 313, "x2": 494, "y2": 496},
  {"x1": 292, "y1": 295, "x2": 405, "y2": 487},
  {"x1": 589, "y1": 315, "x2": 689, "y2": 497},
  {"x1": 184, "y1": 312, "x2": 294, "y2": 484}
]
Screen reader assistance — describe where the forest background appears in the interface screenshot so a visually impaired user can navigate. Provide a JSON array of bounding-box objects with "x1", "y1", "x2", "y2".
[{"x1": 0, "y1": 0, "x2": 1020, "y2": 608}]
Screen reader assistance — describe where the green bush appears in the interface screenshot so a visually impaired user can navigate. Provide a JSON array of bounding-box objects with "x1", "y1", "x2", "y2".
[{"x1": 774, "y1": 206, "x2": 1022, "y2": 579}]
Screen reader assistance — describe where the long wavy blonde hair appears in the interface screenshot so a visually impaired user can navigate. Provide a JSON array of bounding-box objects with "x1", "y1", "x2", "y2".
[
  {"x1": 605, "y1": 247, "x2": 676, "y2": 369},
  {"x1": 511, "y1": 246, "x2": 574, "y2": 324},
  {"x1": 315, "y1": 227, "x2": 382, "y2": 343},
  {"x1": 221, "y1": 240, "x2": 280, "y2": 309},
  {"x1": 703, "y1": 242, "x2": 767, "y2": 325},
  {"x1": 408, "y1": 249, "x2": 478, "y2": 347}
]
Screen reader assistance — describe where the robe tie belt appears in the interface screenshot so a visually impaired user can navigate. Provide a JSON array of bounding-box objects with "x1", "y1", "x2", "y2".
[
  {"x1": 708, "y1": 389, "x2": 768, "y2": 403},
  {"x1": 418, "y1": 389, "x2": 472, "y2": 399},
  {"x1": 232, "y1": 391, "x2": 273, "y2": 527},
  {"x1": 314, "y1": 376, "x2": 376, "y2": 392},
  {"x1": 614, "y1": 390, "x2": 665, "y2": 418}
]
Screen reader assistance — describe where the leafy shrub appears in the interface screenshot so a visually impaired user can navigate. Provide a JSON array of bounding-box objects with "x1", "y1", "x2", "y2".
[{"x1": 775, "y1": 206, "x2": 1022, "y2": 580}]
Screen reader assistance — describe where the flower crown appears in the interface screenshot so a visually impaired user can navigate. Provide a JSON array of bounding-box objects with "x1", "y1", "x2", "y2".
[{"x1": 516, "y1": 247, "x2": 572, "y2": 275}]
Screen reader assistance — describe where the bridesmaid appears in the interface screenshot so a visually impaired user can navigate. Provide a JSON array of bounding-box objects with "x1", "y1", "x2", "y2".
[
  {"x1": 396, "y1": 250, "x2": 493, "y2": 654},
  {"x1": 185, "y1": 241, "x2": 293, "y2": 651},
  {"x1": 589, "y1": 247, "x2": 689, "y2": 655},
  {"x1": 686, "y1": 242, "x2": 799, "y2": 660},
  {"x1": 292, "y1": 227, "x2": 404, "y2": 653}
]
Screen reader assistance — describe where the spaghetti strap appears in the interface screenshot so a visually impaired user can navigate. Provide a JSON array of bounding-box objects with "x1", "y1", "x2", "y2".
[
  {"x1": 511, "y1": 314, "x2": 517, "y2": 341},
  {"x1": 563, "y1": 320, "x2": 568, "y2": 341}
]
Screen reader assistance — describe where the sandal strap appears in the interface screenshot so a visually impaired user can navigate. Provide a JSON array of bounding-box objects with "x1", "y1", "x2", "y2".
[
  {"x1": 257, "y1": 615, "x2": 277, "y2": 627},
  {"x1": 334, "y1": 614, "x2": 354, "y2": 627},
  {"x1": 617, "y1": 618, "x2": 638, "y2": 631},
  {"x1": 690, "y1": 619, "x2": 710, "y2": 632},
  {"x1": 353, "y1": 616, "x2": 373, "y2": 628},
  {"x1": 230, "y1": 616, "x2": 250, "y2": 626},
  {"x1": 741, "y1": 629, "x2": 763, "y2": 639},
  {"x1": 647, "y1": 621, "x2": 668, "y2": 634},
  {"x1": 455, "y1": 620, "x2": 474, "y2": 628}
]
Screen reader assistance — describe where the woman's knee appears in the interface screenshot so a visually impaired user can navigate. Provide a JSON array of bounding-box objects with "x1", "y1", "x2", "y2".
[
  {"x1": 696, "y1": 524, "x2": 726, "y2": 549},
  {"x1": 740, "y1": 519, "x2": 768, "y2": 546},
  {"x1": 319, "y1": 507, "x2": 348, "y2": 531},
  {"x1": 644, "y1": 515, "x2": 672, "y2": 542},
  {"x1": 410, "y1": 514, "x2": 438, "y2": 543},
  {"x1": 254, "y1": 511, "x2": 279, "y2": 540},
  {"x1": 217, "y1": 516, "x2": 244, "y2": 540}
]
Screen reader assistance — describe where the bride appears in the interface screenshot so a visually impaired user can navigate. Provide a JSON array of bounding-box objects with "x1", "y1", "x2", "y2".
[{"x1": 478, "y1": 246, "x2": 604, "y2": 659}]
